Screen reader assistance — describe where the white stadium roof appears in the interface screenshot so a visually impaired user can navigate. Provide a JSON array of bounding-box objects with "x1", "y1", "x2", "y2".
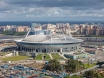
[{"x1": 20, "y1": 34, "x2": 83, "y2": 43}]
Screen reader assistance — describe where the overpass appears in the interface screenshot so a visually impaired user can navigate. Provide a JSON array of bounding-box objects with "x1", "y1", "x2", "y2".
[
  {"x1": 0, "y1": 36, "x2": 22, "y2": 52},
  {"x1": 0, "y1": 46, "x2": 17, "y2": 52}
]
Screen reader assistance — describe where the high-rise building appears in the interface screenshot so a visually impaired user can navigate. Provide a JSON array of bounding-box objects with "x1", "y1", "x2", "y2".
[{"x1": 31, "y1": 23, "x2": 41, "y2": 31}]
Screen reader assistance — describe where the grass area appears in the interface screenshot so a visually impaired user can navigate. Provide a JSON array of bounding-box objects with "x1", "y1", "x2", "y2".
[
  {"x1": 35, "y1": 54, "x2": 50, "y2": 60},
  {"x1": 51, "y1": 53, "x2": 62, "y2": 60},
  {"x1": 44, "y1": 54, "x2": 50, "y2": 60},
  {"x1": 1, "y1": 56, "x2": 29, "y2": 61},
  {"x1": 35, "y1": 54, "x2": 42, "y2": 60},
  {"x1": 84, "y1": 64, "x2": 96, "y2": 68}
]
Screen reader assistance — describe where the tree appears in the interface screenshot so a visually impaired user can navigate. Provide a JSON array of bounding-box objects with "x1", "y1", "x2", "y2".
[
  {"x1": 83, "y1": 70, "x2": 104, "y2": 78},
  {"x1": 83, "y1": 70, "x2": 95, "y2": 78},
  {"x1": 65, "y1": 59, "x2": 82, "y2": 72},
  {"x1": 44, "y1": 59, "x2": 61, "y2": 72}
]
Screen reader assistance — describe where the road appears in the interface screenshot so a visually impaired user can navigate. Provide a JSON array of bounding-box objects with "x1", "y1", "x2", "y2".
[
  {"x1": 0, "y1": 35, "x2": 22, "y2": 42},
  {"x1": 70, "y1": 65, "x2": 99, "y2": 76}
]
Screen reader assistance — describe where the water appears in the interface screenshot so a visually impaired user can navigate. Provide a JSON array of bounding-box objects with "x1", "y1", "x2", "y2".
[{"x1": 0, "y1": 21, "x2": 104, "y2": 26}]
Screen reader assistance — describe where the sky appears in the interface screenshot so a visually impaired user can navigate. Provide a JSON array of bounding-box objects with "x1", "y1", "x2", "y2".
[{"x1": 0, "y1": 0, "x2": 104, "y2": 21}]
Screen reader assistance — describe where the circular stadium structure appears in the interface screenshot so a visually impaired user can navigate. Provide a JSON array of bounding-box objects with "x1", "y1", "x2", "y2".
[{"x1": 15, "y1": 30, "x2": 83, "y2": 54}]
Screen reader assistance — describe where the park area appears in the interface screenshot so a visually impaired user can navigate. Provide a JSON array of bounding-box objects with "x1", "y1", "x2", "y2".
[
  {"x1": 1, "y1": 53, "x2": 62, "y2": 61},
  {"x1": 51, "y1": 53, "x2": 63, "y2": 60},
  {"x1": 35, "y1": 54, "x2": 50, "y2": 60},
  {"x1": 1, "y1": 56, "x2": 29, "y2": 61},
  {"x1": 35, "y1": 54, "x2": 42, "y2": 60},
  {"x1": 35, "y1": 53, "x2": 63, "y2": 60},
  {"x1": 83, "y1": 63, "x2": 96, "y2": 68}
]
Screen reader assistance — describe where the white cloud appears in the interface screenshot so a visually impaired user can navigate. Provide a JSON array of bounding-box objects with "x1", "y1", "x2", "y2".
[
  {"x1": 0, "y1": 0, "x2": 8, "y2": 8},
  {"x1": 54, "y1": 11, "x2": 59, "y2": 15},
  {"x1": 0, "y1": 0, "x2": 104, "y2": 21},
  {"x1": 6, "y1": 10, "x2": 10, "y2": 13},
  {"x1": 26, "y1": 15, "x2": 35, "y2": 18},
  {"x1": 0, "y1": 13, "x2": 6, "y2": 18},
  {"x1": 29, "y1": 8, "x2": 34, "y2": 12},
  {"x1": 48, "y1": 14, "x2": 51, "y2": 16}
]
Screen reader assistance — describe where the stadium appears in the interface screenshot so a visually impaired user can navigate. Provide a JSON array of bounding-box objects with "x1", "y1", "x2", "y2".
[{"x1": 15, "y1": 29, "x2": 83, "y2": 55}]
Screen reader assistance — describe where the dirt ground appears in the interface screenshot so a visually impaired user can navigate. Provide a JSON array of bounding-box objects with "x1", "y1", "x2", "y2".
[{"x1": 24, "y1": 62, "x2": 45, "y2": 69}]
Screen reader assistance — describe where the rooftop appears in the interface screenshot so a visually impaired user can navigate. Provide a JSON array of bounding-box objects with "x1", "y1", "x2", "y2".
[{"x1": 16, "y1": 30, "x2": 83, "y2": 43}]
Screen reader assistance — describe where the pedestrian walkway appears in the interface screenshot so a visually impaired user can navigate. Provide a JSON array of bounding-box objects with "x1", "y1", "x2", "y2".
[
  {"x1": 49, "y1": 54, "x2": 53, "y2": 59},
  {"x1": 58, "y1": 53, "x2": 67, "y2": 60}
]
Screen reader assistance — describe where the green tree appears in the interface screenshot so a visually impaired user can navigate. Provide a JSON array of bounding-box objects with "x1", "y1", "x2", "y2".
[
  {"x1": 15, "y1": 32, "x2": 27, "y2": 36},
  {"x1": 2, "y1": 31, "x2": 27, "y2": 36},
  {"x1": 2, "y1": 31, "x2": 16, "y2": 35},
  {"x1": 83, "y1": 70, "x2": 95, "y2": 78},
  {"x1": 65, "y1": 59, "x2": 82, "y2": 72},
  {"x1": 44, "y1": 59, "x2": 61, "y2": 72}
]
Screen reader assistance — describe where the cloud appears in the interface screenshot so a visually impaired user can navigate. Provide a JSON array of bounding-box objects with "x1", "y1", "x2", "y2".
[
  {"x1": 26, "y1": 15, "x2": 35, "y2": 18},
  {"x1": 4, "y1": 0, "x2": 103, "y2": 9},
  {"x1": 0, "y1": 0, "x2": 104, "y2": 21}
]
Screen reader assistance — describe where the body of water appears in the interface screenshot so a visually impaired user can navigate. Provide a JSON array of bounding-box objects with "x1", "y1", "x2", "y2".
[{"x1": 0, "y1": 21, "x2": 104, "y2": 26}]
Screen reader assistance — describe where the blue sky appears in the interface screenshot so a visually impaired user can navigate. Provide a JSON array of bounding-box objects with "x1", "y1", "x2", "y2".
[{"x1": 0, "y1": 0, "x2": 104, "y2": 21}]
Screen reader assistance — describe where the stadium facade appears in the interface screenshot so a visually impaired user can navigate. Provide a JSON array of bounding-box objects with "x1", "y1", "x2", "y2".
[{"x1": 15, "y1": 29, "x2": 83, "y2": 54}]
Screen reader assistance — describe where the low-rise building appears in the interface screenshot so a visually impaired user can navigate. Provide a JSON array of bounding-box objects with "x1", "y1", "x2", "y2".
[
  {"x1": 85, "y1": 48, "x2": 98, "y2": 54},
  {"x1": 64, "y1": 52, "x2": 88, "y2": 60}
]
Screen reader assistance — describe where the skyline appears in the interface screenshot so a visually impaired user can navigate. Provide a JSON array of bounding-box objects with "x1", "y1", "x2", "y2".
[{"x1": 0, "y1": 0, "x2": 104, "y2": 21}]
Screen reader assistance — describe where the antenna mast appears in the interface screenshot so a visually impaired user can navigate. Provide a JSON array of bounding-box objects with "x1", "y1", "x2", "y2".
[
  {"x1": 68, "y1": 31, "x2": 74, "y2": 39},
  {"x1": 62, "y1": 30, "x2": 66, "y2": 40},
  {"x1": 51, "y1": 31, "x2": 52, "y2": 41},
  {"x1": 25, "y1": 28, "x2": 30, "y2": 38}
]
